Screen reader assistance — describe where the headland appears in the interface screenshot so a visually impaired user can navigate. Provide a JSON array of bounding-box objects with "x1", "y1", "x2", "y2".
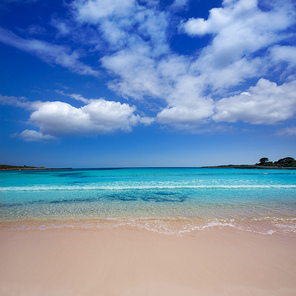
[{"x1": 0, "y1": 164, "x2": 72, "y2": 171}]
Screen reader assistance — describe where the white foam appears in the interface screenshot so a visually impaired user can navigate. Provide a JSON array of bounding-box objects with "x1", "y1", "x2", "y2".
[
  {"x1": 3, "y1": 217, "x2": 294, "y2": 237},
  {"x1": 1, "y1": 184, "x2": 296, "y2": 191}
]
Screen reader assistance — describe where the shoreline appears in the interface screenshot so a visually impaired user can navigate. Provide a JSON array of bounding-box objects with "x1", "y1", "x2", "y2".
[
  {"x1": 1, "y1": 226, "x2": 295, "y2": 296},
  {"x1": 1, "y1": 217, "x2": 295, "y2": 237},
  {"x1": 2, "y1": 166, "x2": 296, "y2": 171},
  {"x1": 202, "y1": 165, "x2": 296, "y2": 169},
  {"x1": 0, "y1": 167, "x2": 72, "y2": 171}
]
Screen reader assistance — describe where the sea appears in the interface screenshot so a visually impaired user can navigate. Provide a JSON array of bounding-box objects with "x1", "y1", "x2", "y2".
[{"x1": 1, "y1": 167, "x2": 296, "y2": 236}]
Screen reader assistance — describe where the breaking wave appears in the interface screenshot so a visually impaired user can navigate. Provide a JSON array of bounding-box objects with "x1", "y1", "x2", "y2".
[
  {"x1": 1, "y1": 217, "x2": 295, "y2": 237},
  {"x1": 1, "y1": 184, "x2": 296, "y2": 191}
]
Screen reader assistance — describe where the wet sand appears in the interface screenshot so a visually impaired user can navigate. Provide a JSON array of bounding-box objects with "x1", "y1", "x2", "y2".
[{"x1": 0, "y1": 226, "x2": 295, "y2": 296}]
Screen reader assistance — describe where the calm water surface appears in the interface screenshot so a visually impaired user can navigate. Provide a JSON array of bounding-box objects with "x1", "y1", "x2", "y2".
[{"x1": 1, "y1": 168, "x2": 295, "y2": 235}]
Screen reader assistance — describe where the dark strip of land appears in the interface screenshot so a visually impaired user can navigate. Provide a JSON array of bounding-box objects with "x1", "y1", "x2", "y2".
[
  {"x1": 0, "y1": 165, "x2": 72, "y2": 171},
  {"x1": 203, "y1": 157, "x2": 296, "y2": 169},
  {"x1": 202, "y1": 165, "x2": 296, "y2": 169}
]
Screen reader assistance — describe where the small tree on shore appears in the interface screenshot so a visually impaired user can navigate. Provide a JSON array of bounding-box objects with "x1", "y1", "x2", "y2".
[
  {"x1": 274, "y1": 157, "x2": 296, "y2": 167},
  {"x1": 259, "y1": 157, "x2": 269, "y2": 165}
]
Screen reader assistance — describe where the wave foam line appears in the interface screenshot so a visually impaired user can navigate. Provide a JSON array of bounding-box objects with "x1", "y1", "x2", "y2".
[
  {"x1": 1, "y1": 184, "x2": 296, "y2": 191},
  {"x1": 1, "y1": 218, "x2": 295, "y2": 237}
]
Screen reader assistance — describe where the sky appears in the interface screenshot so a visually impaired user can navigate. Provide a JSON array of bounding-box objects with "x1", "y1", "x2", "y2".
[{"x1": 0, "y1": 0, "x2": 296, "y2": 168}]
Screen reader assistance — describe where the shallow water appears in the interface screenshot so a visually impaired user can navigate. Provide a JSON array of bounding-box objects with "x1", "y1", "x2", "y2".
[{"x1": 1, "y1": 168, "x2": 295, "y2": 235}]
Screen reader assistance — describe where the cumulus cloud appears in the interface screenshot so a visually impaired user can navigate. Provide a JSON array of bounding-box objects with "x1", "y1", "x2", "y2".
[
  {"x1": 182, "y1": 0, "x2": 292, "y2": 38},
  {"x1": 17, "y1": 130, "x2": 57, "y2": 142},
  {"x1": 102, "y1": 50, "x2": 164, "y2": 100},
  {"x1": 74, "y1": 0, "x2": 169, "y2": 55},
  {"x1": 29, "y1": 99, "x2": 152, "y2": 136},
  {"x1": 2, "y1": 0, "x2": 296, "y2": 135},
  {"x1": 0, "y1": 27, "x2": 99, "y2": 77},
  {"x1": 92, "y1": 0, "x2": 296, "y2": 130},
  {"x1": 157, "y1": 100, "x2": 214, "y2": 127},
  {"x1": 95, "y1": 1, "x2": 171, "y2": 100},
  {"x1": 156, "y1": 74, "x2": 215, "y2": 127},
  {"x1": 213, "y1": 79, "x2": 296, "y2": 124},
  {"x1": 2, "y1": 92, "x2": 153, "y2": 141},
  {"x1": 183, "y1": 0, "x2": 295, "y2": 93}
]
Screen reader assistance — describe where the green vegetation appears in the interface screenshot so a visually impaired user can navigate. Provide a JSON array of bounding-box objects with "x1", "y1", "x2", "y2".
[
  {"x1": 257, "y1": 157, "x2": 296, "y2": 167},
  {"x1": 258, "y1": 157, "x2": 273, "y2": 166},
  {"x1": 203, "y1": 157, "x2": 296, "y2": 169},
  {"x1": 0, "y1": 164, "x2": 45, "y2": 170},
  {"x1": 0, "y1": 165, "x2": 72, "y2": 170}
]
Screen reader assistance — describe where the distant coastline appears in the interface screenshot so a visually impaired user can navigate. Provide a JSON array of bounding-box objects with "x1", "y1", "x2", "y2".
[
  {"x1": 202, "y1": 157, "x2": 296, "y2": 169},
  {"x1": 202, "y1": 165, "x2": 296, "y2": 169},
  {"x1": 2, "y1": 157, "x2": 296, "y2": 170},
  {"x1": 0, "y1": 165, "x2": 72, "y2": 171}
]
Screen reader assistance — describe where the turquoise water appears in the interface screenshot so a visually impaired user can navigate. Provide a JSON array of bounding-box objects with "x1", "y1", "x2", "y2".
[{"x1": 1, "y1": 168, "x2": 296, "y2": 235}]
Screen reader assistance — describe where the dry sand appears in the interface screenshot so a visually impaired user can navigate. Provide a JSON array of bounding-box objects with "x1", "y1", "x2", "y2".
[{"x1": 0, "y1": 226, "x2": 295, "y2": 296}]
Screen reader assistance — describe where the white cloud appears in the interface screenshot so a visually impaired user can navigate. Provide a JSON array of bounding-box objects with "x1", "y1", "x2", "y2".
[
  {"x1": 102, "y1": 50, "x2": 216, "y2": 128},
  {"x1": 0, "y1": 27, "x2": 99, "y2": 77},
  {"x1": 277, "y1": 127, "x2": 296, "y2": 136},
  {"x1": 156, "y1": 74, "x2": 215, "y2": 128},
  {"x1": 29, "y1": 98, "x2": 152, "y2": 136},
  {"x1": 195, "y1": 57, "x2": 261, "y2": 93},
  {"x1": 96, "y1": 0, "x2": 295, "y2": 131},
  {"x1": 17, "y1": 129, "x2": 57, "y2": 142},
  {"x1": 270, "y1": 46, "x2": 296, "y2": 67},
  {"x1": 55, "y1": 90, "x2": 90, "y2": 103},
  {"x1": 4, "y1": 0, "x2": 295, "y2": 135},
  {"x1": 171, "y1": 0, "x2": 188, "y2": 9},
  {"x1": 51, "y1": 19, "x2": 70, "y2": 36},
  {"x1": 102, "y1": 49, "x2": 164, "y2": 100},
  {"x1": 99, "y1": 20, "x2": 128, "y2": 49},
  {"x1": 1, "y1": 92, "x2": 153, "y2": 140},
  {"x1": 157, "y1": 100, "x2": 214, "y2": 127},
  {"x1": 73, "y1": 0, "x2": 169, "y2": 54},
  {"x1": 73, "y1": 0, "x2": 135, "y2": 23},
  {"x1": 182, "y1": 0, "x2": 292, "y2": 37},
  {"x1": 181, "y1": 0, "x2": 295, "y2": 93},
  {"x1": 0, "y1": 94, "x2": 31, "y2": 109},
  {"x1": 138, "y1": 116, "x2": 155, "y2": 126},
  {"x1": 213, "y1": 79, "x2": 296, "y2": 124},
  {"x1": 136, "y1": 9, "x2": 169, "y2": 56}
]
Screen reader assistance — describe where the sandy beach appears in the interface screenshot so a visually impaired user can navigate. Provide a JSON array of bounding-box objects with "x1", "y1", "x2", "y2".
[{"x1": 1, "y1": 225, "x2": 295, "y2": 296}]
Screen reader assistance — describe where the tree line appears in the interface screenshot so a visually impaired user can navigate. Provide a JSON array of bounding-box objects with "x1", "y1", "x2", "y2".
[{"x1": 257, "y1": 157, "x2": 296, "y2": 167}]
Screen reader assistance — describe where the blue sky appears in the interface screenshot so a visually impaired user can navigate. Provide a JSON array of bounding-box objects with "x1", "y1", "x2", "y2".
[{"x1": 0, "y1": 0, "x2": 296, "y2": 167}]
